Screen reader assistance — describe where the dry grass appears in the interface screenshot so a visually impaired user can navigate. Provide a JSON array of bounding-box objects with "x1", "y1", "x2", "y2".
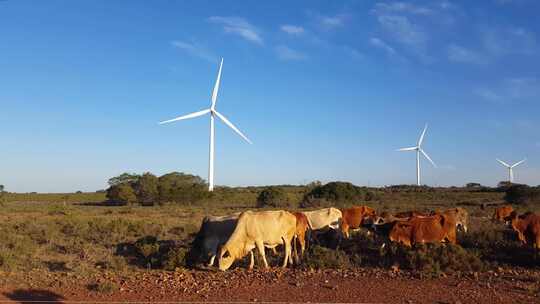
[{"x1": 0, "y1": 187, "x2": 539, "y2": 278}]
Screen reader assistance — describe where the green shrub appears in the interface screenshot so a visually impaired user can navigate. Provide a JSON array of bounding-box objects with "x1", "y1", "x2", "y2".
[
  {"x1": 163, "y1": 246, "x2": 188, "y2": 270},
  {"x1": 134, "y1": 173, "x2": 159, "y2": 205},
  {"x1": 302, "y1": 181, "x2": 366, "y2": 207},
  {"x1": 303, "y1": 245, "x2": 351, "y2": 269},
  {"x1": 504, "y1": 184, "x2": 540, "y2": 205},
  {"x1": 106, "y1": 184, "x2": 137, "y2": 205},
  {"x1": 382, "y1": 243, "x2": 485, "y2": 277},
  {"x1": 256, "y1": 187, "x2": 289, "y2": 208},
  {"x1": 157, "y1": 172, "x2": 209, "y2": 204}
]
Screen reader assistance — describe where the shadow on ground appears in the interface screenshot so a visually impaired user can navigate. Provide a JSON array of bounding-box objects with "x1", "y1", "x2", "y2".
[{"x1": 3, "y1": 289, "x2": 65, "y2": 303}]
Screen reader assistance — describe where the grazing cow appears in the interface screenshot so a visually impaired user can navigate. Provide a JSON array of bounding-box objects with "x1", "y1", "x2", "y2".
[
  {"x1": 493, "y1": 205, "x2": 514, "y2": 222},
  {"x1": 506, "y1": 212, "x2": 540, "y2": 256},
  {"x1": 388, "y1": 213, "x2": 458, "y2": 247},
  {"x1": 292, "y1": 212, "x2": 311, "y2": 263},
  {"x1": 302, "y1": 208, "x2": 342, "y2": 230},
  {"x1": 218, "y1": 210, "x2": 296, "y2": 271},
  {"x1": 340, "y1": 206, "x2": 377, "y2": 238},
  {"x1": 191, "y1": 213, "x2": 240, "y2": 266}
]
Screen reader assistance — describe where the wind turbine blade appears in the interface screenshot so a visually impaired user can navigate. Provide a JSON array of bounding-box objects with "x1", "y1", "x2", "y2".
[
  {"x1": 397, "y1": 147, "x2": 418, "y2": 151},
  {"x1": 213, "y1": 111, "x2": 252, "y2": 144},
  {"x1": 211, "y1": 58, "x2": 224, "y2": 108},
  {"x1": 420, "y1": 149, "x2": 437, "y2": 168},
  {"x1": 159, "y1": 109, "x2": 210, "y2": 124},
  {"x1": 496, "y1": 159, "x2": 511, "y2": 168},
  {"x1": 418, "y1": 123, "x2": 428, "y2": 146},
  {"x1": 512, "y1": 158, "x2": 527, "y2": 168}
]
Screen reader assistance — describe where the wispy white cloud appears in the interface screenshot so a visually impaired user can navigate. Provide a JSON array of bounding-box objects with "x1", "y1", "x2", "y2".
[
  {"x1": 170, "y1": 40, "x2": 216, "y2": 62},
  {"x1": 280, "y1": 25, "x2": 305, "y2": 35},
  {"x1": 447, "y1": 44, "x2": 487, "y2": 64},
  {"x1": 208, "y1": 16, "x2": 263, "y2": 45},
  {"x1": 370, "y1": 37, "x2": 396, "y2": 56},
  {"x1": 476, "y1": 77, "x2": 540, "y2": 103},
  {"x1": 482, "y1": 27, "x2": 537, "y2": 56},
  {"x1": 311, "y1": 13, "x2": 349, "y2": 30},
  {"x1": 372, "y1": 2, "x2": 434, "y2": 15},
  {"x1": 275, "y1": 45, "x2": 307, "y2": 61},
  {"x1": 377, "y1": 15, "x2": 427, "y2": 49}
]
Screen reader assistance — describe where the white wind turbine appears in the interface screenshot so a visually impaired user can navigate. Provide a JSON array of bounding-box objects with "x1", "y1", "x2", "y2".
[
  {"x1": 496, "y1": 158, "x2": 526, "y2": 183},
  {"x1": 397, "y1": 124, "x2": 437, "y2": 186},
  {"x1": 159, "y1": 58, "x2": 252, "y2": 191}
]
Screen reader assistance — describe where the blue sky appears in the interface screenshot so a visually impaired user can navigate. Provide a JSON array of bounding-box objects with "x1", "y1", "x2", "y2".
[{"x1": 1, "y1": 0, "x2": 539, "y2": 192}]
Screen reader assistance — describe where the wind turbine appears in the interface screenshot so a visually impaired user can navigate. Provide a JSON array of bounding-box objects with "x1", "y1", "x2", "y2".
[
  {"x1": 496, "y1": 158, "x2": 526, "y2": 183},
  {"x1": 397, "y1": 124, "x2": 437, "y2": 186},
  {"x1": 159, "y1": 58, "x2": 252, "y2": 191}
]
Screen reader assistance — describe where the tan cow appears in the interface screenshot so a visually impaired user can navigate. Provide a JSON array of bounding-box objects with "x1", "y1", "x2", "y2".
[
  {"x1": 218, "y1": 210, "x2": 296, "y2": 271},
  {"x1": 340, "y1": 206, "x2": 377, "y2": 238},
  {"x1": 493, "y1": 205, "x2": 514, "y2": 222},
  {"x1": 302, "y1": 208, "x2": 342, "y2": 230},
  {"x1": 506, "y1": 212, "x2": 540, "y2": 254}
]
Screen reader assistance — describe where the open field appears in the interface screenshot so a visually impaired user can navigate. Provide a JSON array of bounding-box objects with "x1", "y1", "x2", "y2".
[{"x1": 1, "y1": 188, "x2": 539, "y2": 303}]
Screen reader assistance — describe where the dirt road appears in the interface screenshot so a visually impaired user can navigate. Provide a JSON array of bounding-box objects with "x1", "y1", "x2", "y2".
[{"x1": 1, "y1": 268, "x2": 538, "y2": 303}]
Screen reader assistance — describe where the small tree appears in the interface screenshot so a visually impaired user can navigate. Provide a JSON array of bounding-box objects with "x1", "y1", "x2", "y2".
[
  {"x1": 257, "y1": 187, "x2": 289, "y2": 208},
  {"x1": 466, "y1": 183, "x2": 482, "y2": 188},
  {"x1": 134, "y1": 172, "x2": 159, "y2": 205},
  {"x1": 108, "y1": 173, "x2": 141, "y2": 187},
  {"x1": 106, "y1": 183, "x2": 137, "y2": 205}
]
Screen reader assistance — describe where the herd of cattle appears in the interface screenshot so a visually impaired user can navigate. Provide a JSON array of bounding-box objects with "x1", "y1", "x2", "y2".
[{"x1": 190, "y1": 205, "x2": 540, "y2": 271}]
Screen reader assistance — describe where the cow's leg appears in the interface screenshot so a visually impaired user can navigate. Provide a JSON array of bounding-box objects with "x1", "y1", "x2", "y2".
[
  {"x1": 282, "y1": 237, "x2": 291, "y2": 268},
  {"x1": 256, "y1": 240, "x2": 269, "y2": 269},
  {"x1": 271, "y1": 246, "x2": 278, "y2": 256},
  {"x1": 341, "y1": 224, "x2": 350, "y2": 239},
  {"x1": 248, "y1": 250, "x2": 255, "y2": 270},
  {"x1": 292, "y1": 235, "x2": 299, "y2": 265}
]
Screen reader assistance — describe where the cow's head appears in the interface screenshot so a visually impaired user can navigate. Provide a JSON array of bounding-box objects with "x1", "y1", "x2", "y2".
[
  {"x1": 218, "y1": 246, "x2": 236, "y2": 271},
  {"x1": 361, "y1": 206, "x2": 378, "y2": 223},
  {"x1": 504, "y1": 211, "x2": 519, "y2": 229}
]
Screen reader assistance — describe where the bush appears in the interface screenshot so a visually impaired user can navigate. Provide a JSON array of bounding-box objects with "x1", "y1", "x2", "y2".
[
  {"x1": 106, "y1": 184, "x2": 137, "y2": 205},
  {"x1": 302, "y1": 181, "x2": 365, "y2": 207},
  {"x1": 134, "y1": 172, "x2": 159, "y2": 205},
  {"x1": 303, "y1": 245, "x2": 351, "y2": 269},
  {"x1": 157, "y1": 172, "x2": 209, "y2": 204},
  {"x1": 382, "y1": 243, "x2": 485, "y2": 277},
  {"x1": 256, "y1": 187, "x2": 289, "y2": 208},
  {"x1": 163, "y1": 246, "x2": 188, "y2": 270},
  {"x1": 504, "y1": 184, "x2": 540, "y2": 205}
]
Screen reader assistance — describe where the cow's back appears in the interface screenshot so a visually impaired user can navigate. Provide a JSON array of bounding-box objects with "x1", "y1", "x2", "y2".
[
  {"x1": 238, "y1": 210, "x2": 296, "y2": 244},
  {"x1": 303, "y1": 208, "x2": 342, "y2": 230}
]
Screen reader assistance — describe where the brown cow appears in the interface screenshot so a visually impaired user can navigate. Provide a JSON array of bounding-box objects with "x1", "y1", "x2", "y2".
[
  {"x1": 340, "y1": 206, "x2": 377, "y2": 238},
  {"x1": 388, "y1": 213, "x2": 458, "y2": 247},
  {"x1": 506, "y1": 212, "x2": 540, "y2": 257},
  {"x1": 493, "y1": 205, "x2": 514, "y2": 222},
  {"x1": 292, "y1": 212, "x2": 311, "y2": 263}
]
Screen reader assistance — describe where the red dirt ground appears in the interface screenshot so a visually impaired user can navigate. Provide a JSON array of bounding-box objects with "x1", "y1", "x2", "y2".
[{"x1": 1, "y1": 268, "x2": 539, "y2": 303}]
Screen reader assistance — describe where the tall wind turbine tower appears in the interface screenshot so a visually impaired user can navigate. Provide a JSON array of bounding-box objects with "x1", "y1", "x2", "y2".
[
  {"x1": 496, "y1": 158, "x2": 526, "y2": 183},
  {"x1": 397, "y1": 124, "x2": 437, "y2": 186},
  {"x1": 159, "y1": 58, "x2": 252, "y2": 191}
]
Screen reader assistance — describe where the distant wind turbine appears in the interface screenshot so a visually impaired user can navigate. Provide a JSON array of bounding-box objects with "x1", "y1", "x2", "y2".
[
  {"x1": 397, "y1": 124, "x2": 437, "y2": 186},
  {"x1": 159, "y1": 58, "x2": 252, "y2": 191},
  {"x1": 496, "y1": 158, "x2": 526, "y2": 183}
]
